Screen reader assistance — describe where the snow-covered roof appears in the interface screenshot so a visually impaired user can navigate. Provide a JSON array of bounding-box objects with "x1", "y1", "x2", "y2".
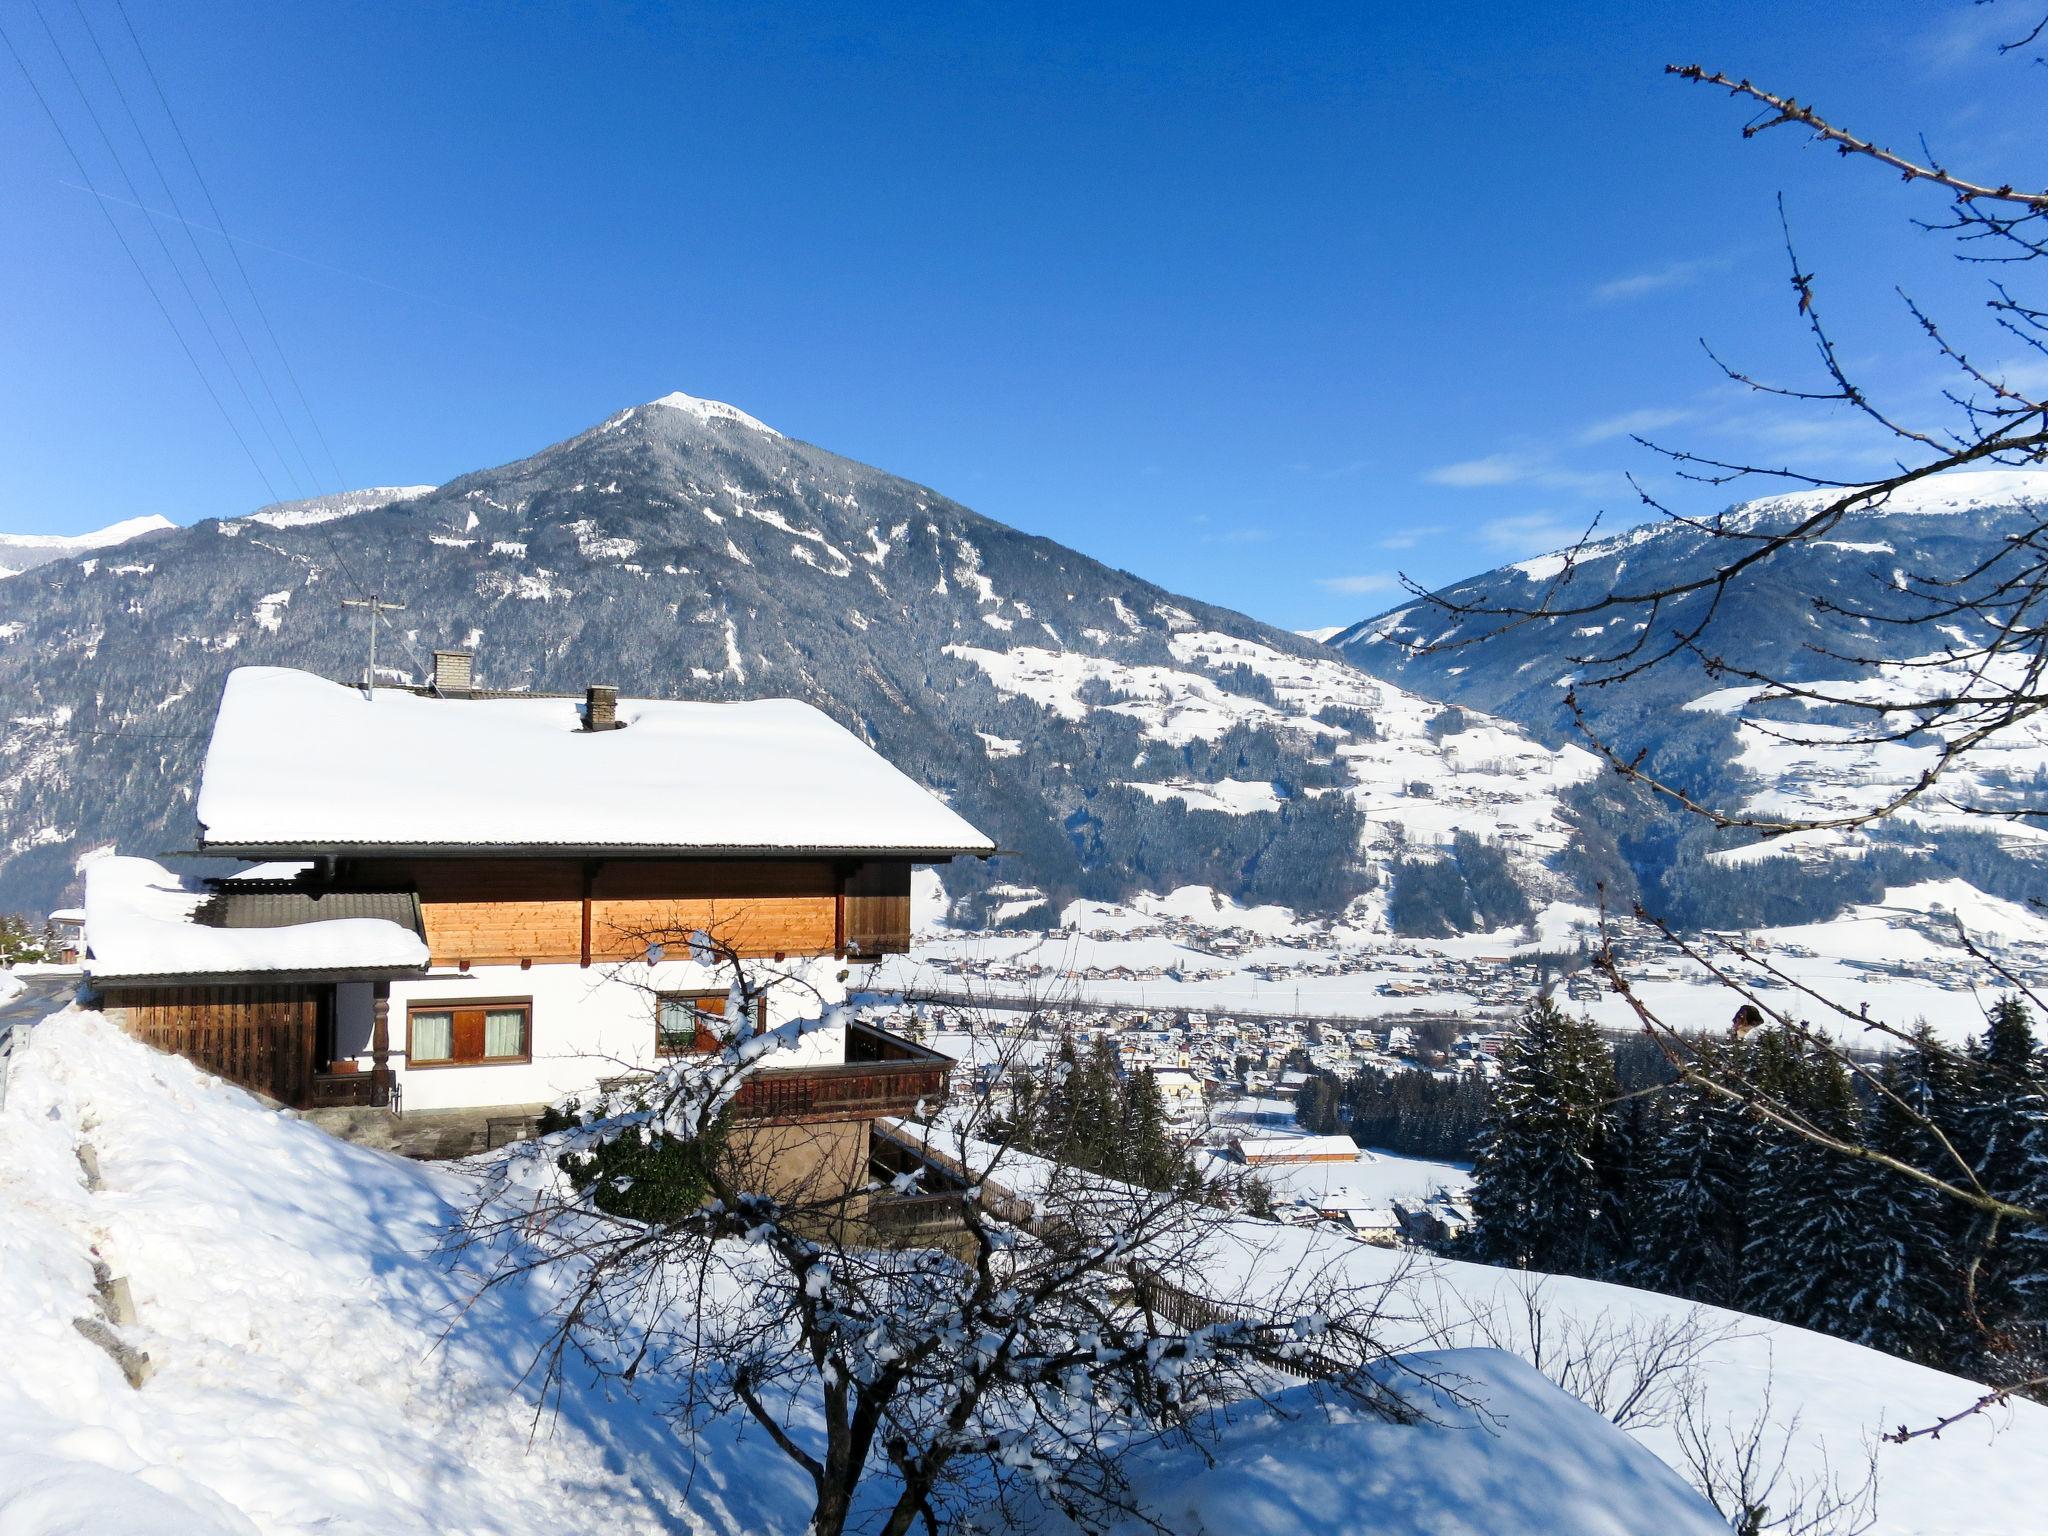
[
  {"x1": 1232, "y1": 1133, "x2": 1361, "y2": 1164},
  {"x1": 83, "y1": 856, "x2": 429, "y2": 984},
  {"x1": 195, "y1": 667, "x2": 997, "y2": 859}
]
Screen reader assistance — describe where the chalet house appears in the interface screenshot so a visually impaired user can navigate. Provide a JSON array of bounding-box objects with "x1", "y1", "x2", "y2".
[{"x1": 82, "y1": 657, "x2": 995, "y2": 1181}]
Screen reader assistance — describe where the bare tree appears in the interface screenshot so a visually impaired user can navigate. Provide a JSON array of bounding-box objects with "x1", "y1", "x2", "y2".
[
  {"x1": 454, "y1": 929, "x2": 1434, "y2": 1536},
  {"x1": 1675, "y1": 1368, "x2": 1881, "y2": 1536},
  {"x1": 1459, "y1": 1271, "x2": 1752, "y2": 1432}
]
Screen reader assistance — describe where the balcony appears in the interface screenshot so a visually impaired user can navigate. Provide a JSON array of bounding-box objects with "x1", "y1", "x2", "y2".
[
  {"x1": 307, "y1": 1067, "x2": 396, "y2": 1109},
  {"x1": 731, "y1": 1021, "x2": 950, "y2": 1124}
]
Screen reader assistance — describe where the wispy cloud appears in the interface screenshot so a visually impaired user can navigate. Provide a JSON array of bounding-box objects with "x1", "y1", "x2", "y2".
[
  {"x1": 1578, "y1": 407, "x2": 1689, "y2": 444},
  {"x1": 1922, "y1": 4, "x2": 2022, "y2": 74},
  {"x1": 1201, "y1": 526, "x2": 1274, "y2": 545},
  {"x1": 1479, "y1": 511, "x2": 1597, "y2": 552},
  {"x1": 1378, "y1": 525, "x2": 1441, "y2": 551},
  {"x1": 1424, "y1": 453, "x2": 1615, "y2": 494},
  {"x1": 1316, "y1": 572, "x2": 1401, "y2": 595},
  {"x1": 1425, "y1": 453, "x2": 1526, "y2": 488},
  {"x1": 1592, "y1": 256, "x2": 1729, "y2": 305}
]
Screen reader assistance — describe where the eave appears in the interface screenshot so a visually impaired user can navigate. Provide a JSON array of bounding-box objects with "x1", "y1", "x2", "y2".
[
  {"x1": 195, "y1": 840, "x2": 997, "y2": 863},
  {"x1": 89, "y1": 963, "x2": 431, "y2": 989}
]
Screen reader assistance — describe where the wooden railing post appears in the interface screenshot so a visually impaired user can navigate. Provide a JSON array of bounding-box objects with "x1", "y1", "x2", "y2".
[{"x1": 371, "y1": 982, "x2": 391, "y2": 1107}]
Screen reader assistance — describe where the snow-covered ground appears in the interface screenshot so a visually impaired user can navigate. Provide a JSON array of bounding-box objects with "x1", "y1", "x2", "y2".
[
  {"x1": 0, "y1": 1008, "x2": 805, "y2": 1536},
  {"x1": 5, "y1": 1008, "x2": 2045, "y2": 1535},
  {"x1": 1212, "y1": 1144, "x2": 1471, "y2": 1212},
  {"x1": 1027, "y1": 1348, "x2": 1729, "y2": 1536},
  {"x1": 884, "y1": 877, "x2": 2039, "y2": 1047}
]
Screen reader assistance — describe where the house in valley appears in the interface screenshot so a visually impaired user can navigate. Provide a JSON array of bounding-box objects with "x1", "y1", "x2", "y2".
[{"x1": 82, "y1": 657, "x2": 995, "y2": 1178}]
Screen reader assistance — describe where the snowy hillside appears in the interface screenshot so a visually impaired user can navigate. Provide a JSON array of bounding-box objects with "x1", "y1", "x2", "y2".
[
  {"x1": 0, "y1": 514, "x2": 173, "y2": 580},
  {"x1": 238, "y1": 485, "x2": 436, "y2": 529},
  {"x1": 946, "y1": 623, "x2": 1596, "y2": 917},
  {"x1": 6, "y1": 1008, "x2": 2044, "y2": 1535}
]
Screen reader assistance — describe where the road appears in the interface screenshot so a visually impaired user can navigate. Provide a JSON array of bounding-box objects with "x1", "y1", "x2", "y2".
[{"x1": 0, "y1": 973, "x2": 80, "y2": 1106}]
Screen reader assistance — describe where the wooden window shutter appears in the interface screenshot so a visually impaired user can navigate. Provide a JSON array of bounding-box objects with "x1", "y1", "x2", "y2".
[{"x1": 452, "y1": 1008, "x2": 486, "y2": 1062}]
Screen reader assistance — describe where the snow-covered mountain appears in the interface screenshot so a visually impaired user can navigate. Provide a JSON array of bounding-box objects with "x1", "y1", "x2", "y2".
[
  {"x1": 0, "y1": 392, "x2": 1589, "y2": 920},
  {"x1": 241, "y1": 485, "x2": 436, "y2": 529},
  {"x1": 0, "y1": 515, "x2": 174, "y2": 580},
  {"x1": 1332, "y1": 469, "x2": 2048, "y2": 931}
]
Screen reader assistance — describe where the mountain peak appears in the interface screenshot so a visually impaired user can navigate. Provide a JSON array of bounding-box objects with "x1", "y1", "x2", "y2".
[{"x1": 640, "y1": 391, "x2": 781, "y2": 438}]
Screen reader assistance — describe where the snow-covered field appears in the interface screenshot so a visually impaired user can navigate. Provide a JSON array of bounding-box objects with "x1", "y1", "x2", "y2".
[
  {"x1": 4, "y1": 1009, "x2": 2046, "y2": 1534},
  {"x1": 1216, "y1": 1144, "x2": 1471, "y2": 1211},
  {"x1": 885, "y1": 876, "x2": 2042, "y2": 1048}
]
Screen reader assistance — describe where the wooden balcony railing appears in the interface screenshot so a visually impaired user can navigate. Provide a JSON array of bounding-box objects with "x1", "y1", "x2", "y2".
[
  {"x1": 730, "y1": 1021, "x2": 951, "y2": 1123},
  {"x1": 307, "y1": 1067, "x2": 395, "y2": 1110},
  {"x1": 732, "y1": 1057, "x2": 947, "y2": 1124}
]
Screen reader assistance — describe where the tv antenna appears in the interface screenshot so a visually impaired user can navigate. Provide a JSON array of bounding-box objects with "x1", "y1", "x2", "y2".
[{"x1": 340, "y1": 594, "x2": 407, "y2": 695}]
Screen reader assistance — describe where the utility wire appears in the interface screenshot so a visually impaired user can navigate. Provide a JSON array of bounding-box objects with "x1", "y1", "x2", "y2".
[
  {"x1": 0, "y1": 9, "x2": 282, "y2": 504},
  {"x1": 110, "y1": 0, "x2": 349, "y2": 492},
  {"x1": 25, "y1": 0, "x2": 305, "y2": 499},
  {"x1": 69, "y1": 0, "x2": 323, "y2": 497},
  {"x1": 10, "y1": 3, "x2": 434, "y2": 684},
  {"x1": 94, "y1": 2, "x2": 434, "y2": 682}
]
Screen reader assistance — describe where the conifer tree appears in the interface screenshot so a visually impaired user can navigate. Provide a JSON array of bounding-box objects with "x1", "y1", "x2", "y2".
[
  {"x1": 1628, "y1": 1040, "x2": 1751, "y2": 1306},
  {"x1": 1468, "y1": 998, "x2": 1620, "y2": 1275},
  {"x1": 1854, "y1": 1041, "x2": 1965, "y2": 1364},
  {"x1": 1956, "y1": 998, "x2": 2047, "y2": 1376},
  {"x1": 1739, "y1": 1040, "x2": 1890, "y2": 1336}
]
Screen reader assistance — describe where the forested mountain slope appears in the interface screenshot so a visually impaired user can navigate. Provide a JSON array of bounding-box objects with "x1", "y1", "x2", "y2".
[{"x1": 1333, "y1": 471, "x2": 2048, "y2": 929}]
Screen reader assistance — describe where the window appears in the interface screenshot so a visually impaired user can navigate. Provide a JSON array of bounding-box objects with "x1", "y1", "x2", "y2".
[
  {"x1": 407, "y1": 1000, "x2": 531, "y2": 1066},
  {"x1": 655, "y1": 991, "x2": 767, "y2": 1057}
]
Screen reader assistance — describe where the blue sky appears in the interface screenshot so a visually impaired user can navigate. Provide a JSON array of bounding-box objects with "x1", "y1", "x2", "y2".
[{"x1": 1, "y1": 1, "x2": 2039, "y2": 628}]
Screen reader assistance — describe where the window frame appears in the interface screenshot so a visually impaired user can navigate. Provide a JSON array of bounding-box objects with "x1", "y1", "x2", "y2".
[
  {"x1": 405, "y1": 997, "x2": 534, "y2": 1068},
  {"x1": 654, "y1": 990, "x2": 769, "y2": 1058}
]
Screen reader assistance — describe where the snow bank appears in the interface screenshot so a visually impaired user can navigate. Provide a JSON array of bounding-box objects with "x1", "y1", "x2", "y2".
[
  {"x1": 82, "y1": 856, "x2": 427, "y2": 983},
  {"x1": 7, "y1": 1011, "x2": 2040, "y2": 1535},
  {"x1": 1190, "y1": 1217, "x2": 2048, "y2": 1536},
  {"x1": 0, "y1": 1009, "x2": 809, "y2": 1535},
  {"x1": 196, "y1": 667, "x2": 995, "y2": 857},
  {"x1": 1066, "y1": 1348, "x2": 1727, "y2": 1536}
]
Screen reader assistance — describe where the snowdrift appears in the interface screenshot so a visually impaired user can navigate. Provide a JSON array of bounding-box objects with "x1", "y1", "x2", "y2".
[{"x1": 2, "y1": 1010, "x2": 2043, "y2": 1535}]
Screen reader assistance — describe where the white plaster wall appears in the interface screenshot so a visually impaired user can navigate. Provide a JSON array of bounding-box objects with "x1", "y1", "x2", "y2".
[{"x1": 345, "y1": 954, "x2": 850, "y2": 1113}]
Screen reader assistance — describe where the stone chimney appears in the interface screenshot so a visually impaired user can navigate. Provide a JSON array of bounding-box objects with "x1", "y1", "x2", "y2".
[
  {"x1": 432, "y1": 649, "x2": 474, "y2": 697},
  {"x1": 584, "y1": 684, "x2": 620, "y2": 731}
]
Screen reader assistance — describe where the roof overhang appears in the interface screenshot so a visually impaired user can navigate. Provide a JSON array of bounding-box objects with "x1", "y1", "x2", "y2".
[
  {"x1": 90, "y1": 963, "x2": 430, "y2": 989},
  {"x1": 197, "y1": 842, "x2": 996, "y2": 862}
]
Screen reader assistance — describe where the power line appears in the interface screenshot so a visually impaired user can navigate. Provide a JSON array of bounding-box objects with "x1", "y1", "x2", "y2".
[
  {"x1": 94, "y1": 0, "x2": 432, "y2": 683},
  {"x1": 0, "y1": 9, "x2": 283, "y2": 505},
  {"x1": 9, "y1": 4, "x2": 435, "y2": 685},
  {"x1": 109, "y1": 0, "x2": 349, "y2": 491},
  {"x1": 23, "y1": 0, "x2": 305, "y2": 499},
  {"x1": 69, "y1": 0, "x2": 323, "y2": 497}
]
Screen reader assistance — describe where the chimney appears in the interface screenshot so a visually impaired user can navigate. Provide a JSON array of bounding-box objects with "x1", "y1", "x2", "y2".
[
  {"x1": 432, "y1": 649, "x2": 474, "y2": 697},
  {"x1": 584, "y1": 684, "x2": 619, "y2": 731}
]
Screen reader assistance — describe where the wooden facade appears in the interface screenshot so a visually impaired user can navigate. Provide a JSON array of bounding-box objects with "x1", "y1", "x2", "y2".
[
  {"x1": 344, "y1": 856, "x2": 912, "y2": 966},
  {"x1": 842, "y1": 860, "x2": 912, "y2": 958},
  {"x1": 108, "y1": 982, "x2": 394, "y2": 1110}
]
